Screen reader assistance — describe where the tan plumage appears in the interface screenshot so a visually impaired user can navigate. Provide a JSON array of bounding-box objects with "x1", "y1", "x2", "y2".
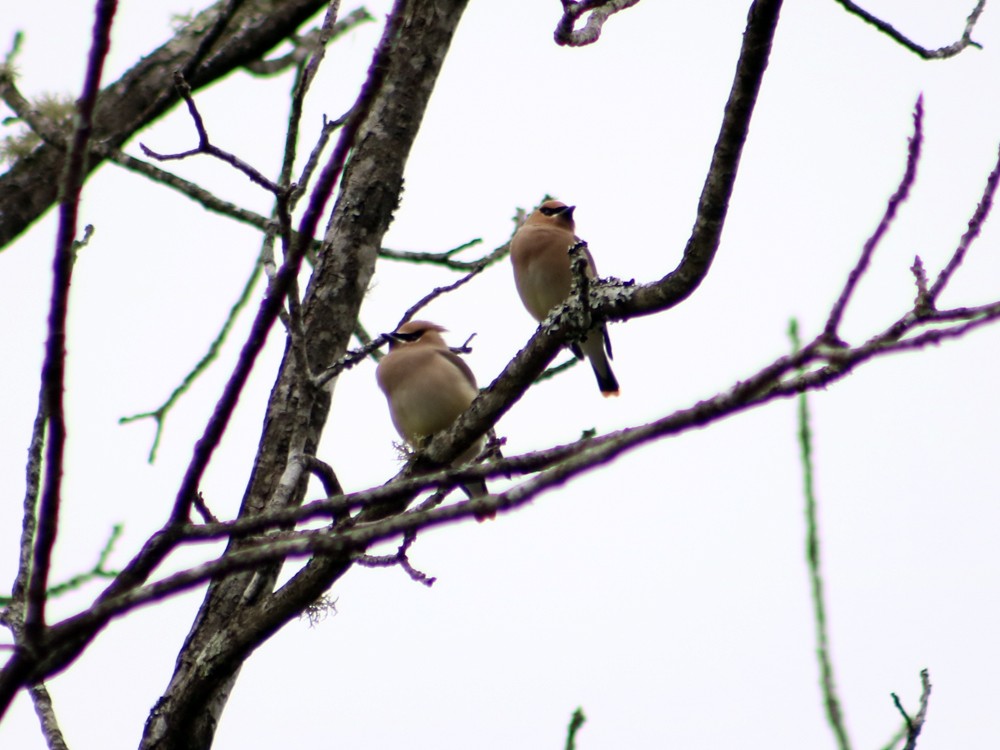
[
  {"x1": 510, "y1": 200, "x2": 619, "y2": 396},
  {"x1": 376, "y1": 320, "x2": 486, "y2": 497}
]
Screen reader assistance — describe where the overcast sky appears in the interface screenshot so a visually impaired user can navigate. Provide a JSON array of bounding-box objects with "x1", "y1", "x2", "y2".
[{"x1": 2, "y1": 1, "x2": 1000, "y2": 748}]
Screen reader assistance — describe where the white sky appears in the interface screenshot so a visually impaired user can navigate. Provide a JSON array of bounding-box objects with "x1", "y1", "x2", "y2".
[{"x1": 2, "y1": 1, "x2": 999, "y2": 748}]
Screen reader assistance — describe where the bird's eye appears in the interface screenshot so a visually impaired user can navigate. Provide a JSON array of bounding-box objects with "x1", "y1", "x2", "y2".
[
  {"x1": 388, "y1": 330, "x2": 423, "y2": 346},
  {"x1": 540, "y1": 206, "x2": 558, "y2": 216}
]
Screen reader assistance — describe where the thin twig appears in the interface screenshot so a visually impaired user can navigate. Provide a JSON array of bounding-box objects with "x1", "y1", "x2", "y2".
[
  {"x1": 119, "y1": 251, "x2": 264, "y2": 462},
  {"x1": 298, "y1": 455, "x2": 344, "y2": 497},
  {"x1": 355, "y1": 531, "x2": 435, "y2": 586},
  {"x1": 378, "y1": 238, "x2": 503, "y2": 270},
  {"x1": 3, "y1": 30, "x2": 23, "y2": 66},
  {"x1": 244, "y1": 7, "x2": 374, "y2": 76},
  {"x1": 283, "y1": 1, "x2": 342, "y2": 181},
  {"x1": 2, "y1": 526, "x2": 122, "y2": 606},
  {"x1": 910, "y1": 255, "x2": 930, "y2": 313},
  {"x1": 554, "y1": 0, "x2": 642, "y2": 46},
  {"x1": 163, "y1": 0, "x2": 401, "y2": 529},
  {"x1": 893, "y1": 669, "x2": 932, "y2": 750},
  {"x1": 564, "y1": 707, "x2": 587, "y2": 750},
  {"x1": 9, "y1": 382, "x2": 47, "y2": 607},
  {"x1": 269, "y1": 2, "x2": 348, "y2": 381},
  {"x1": 353, "y1": 320, "x2": 384, "y2": 362},
  {"x1": 396, "y1": 265, "x2": 488, "y2": 328},
  {"x1": 824, "y1": 96, "x2": 923, "y2": 342},
  {"x1": 22, "y1": 3, "x2": 405, "y2": 665},
  {"x1": 834, "y1": 0, "x2": 986, "y2": 59},
  {"x1": 0, "y1": 74, "x2": 70, "y2": 148},
  {"x1": 111, "y1": 149, "x2": 278, "y2": 231},
  {"x1": 876, "y1": 724, "x2": 908, "y2": 750},
  {"x1": 313, "y1": 334, "x2": 390, "y2": 388},
  {"x1": 36, "y1": 291, "x2": 1000, "y2": 648},
  {"x1": 789, "y1": 319, "x2": 851, "y2": 750},
  {"x1": 25, "y1": 0, "x2": 118, "y2": 646},
  {"x1": 192, "y1": 493, "x2": 219, "y2": 524},
  {"x1": 928, "y1": 141, "x2": 1000, "y2": 302},
  {"x1": 534, "y1": 356, "x2": 580, "y2": 384},
  {"x1": 140, "y1": 72, "x2": 285, "y2": 196}
]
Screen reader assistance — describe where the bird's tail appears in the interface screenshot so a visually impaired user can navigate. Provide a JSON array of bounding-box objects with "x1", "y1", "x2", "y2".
[
  {"x1": 461, "y1": 478, "x2": 495, "y2": 521},
  {"x1": 582, "y1": 328, "x2": 620, "y2": 397}
]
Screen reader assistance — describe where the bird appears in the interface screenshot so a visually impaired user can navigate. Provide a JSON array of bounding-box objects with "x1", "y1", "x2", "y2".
[
  {"x1": 510, "y1": 199, "x2": 619, "y2": 396},
  {"x1": 375, "y1": 320, "x2": 488, "y2": 500}
]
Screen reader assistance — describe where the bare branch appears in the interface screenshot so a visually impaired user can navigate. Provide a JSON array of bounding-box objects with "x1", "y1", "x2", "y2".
[
  {"x1": 356, "y1": 531, "x2": 436, "y2": 587},
  {"x1": 21, "y1": 286, "x2": 1000, "y2": 662},
  {"x1": 395, "y1": 264, "x2": 488, "y2": 328},
  {"x1": 564, "y1": 707, "x2": 587, "y2": 750},
  {"x1": 117, "y1": 7, "x2": 366, "y2": 456},
  {"x1": 279, "y1": 1, "x2": 343, "y2": 200},
  {"x1": 824, "y1": 96, "x2": 923, "y2": 341},
  {"x1": 790, "y1": 320, "x2": 851, "y2": 750},
  {"x1": 159, "y1": 18, "x2": 394, "y2": 526},
  {"x1": 26, "y1": 0, "x2": 118, "y2": 647},
  {"x1": 7, "y1": 0, "x2": 991, "y2": 740},
  {"x1": 114, "y1": 148, "x2": 278, "y2": 229},
  {"x1": 298, "y1": 454, "x2": 344, "y2": 497},
  {"x1": 244, "y1": 7, "x2": 374, "y2": 76},
  {"x1": 834, "y1": 0, "x2": 986, "y2": 59},
  {"x1": 28, "y1": 683, "x2": 68, "y2": 750},
  {"x1": 119, "y1": 251, "x2": 264, "y2": 462},
  {"x1": 293, "y1": 112, "x2": 350, "y2": 207},
  {"x1": 3, "y1": 521, "x2": 119, "y2": 610},
  {"x1": 910, "y1": 255, "x2": 930, "y2": 312},
  {"x1": 378, "y1": 237, "x2": 513, "y2": 271},
  {"x1": 928, "y1": 141, "x2": 1000, "y2": 301},
  {"x1": 313, "y1": 333, "x2": 390, "y2": 388},
  {"x1": 554, "y1": 0, "x2": 642, "y2": 46},
  {"x1": 535, "y1": 356, "x2": 580, "y2": 384},
  {"x1": 892, "y1": 669, "x2": 932, "y2": 750},
  {"x1": 3, "y1": 30, "x2": 23, "y2": 66},
  {"x1": 269, "y1": 1, "x2": 352, "y2": 377},
  {"x1": 140, "y1": 72, "x2": 285, "y2": 196},
  {"x1": 0, "y1": 0, "x2": 347, "y2": 250},
  {"x1": 429, "y1": 0, "x2": 787, "y2": 470},
  {"x1": 8, "y1": 383, "x2": 46, "y2": 608}
]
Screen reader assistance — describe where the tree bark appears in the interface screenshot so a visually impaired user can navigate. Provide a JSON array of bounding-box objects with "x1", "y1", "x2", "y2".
[{"x1": 139, "y1": 1, "x2": 471, "y2": 747}]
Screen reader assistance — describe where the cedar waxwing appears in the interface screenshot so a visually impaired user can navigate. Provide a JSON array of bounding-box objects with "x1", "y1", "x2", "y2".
[
  {"x1": 376, "y1": 320, "x2": 487, "y2": 497},
  {"x1": 510, "y1": 200, "x2": 620, "y2": 396}
]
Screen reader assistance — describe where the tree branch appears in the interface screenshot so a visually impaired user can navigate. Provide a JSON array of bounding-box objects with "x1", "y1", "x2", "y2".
[
  {"x1": 0, "y1": 0, "x2": 336, "y2": 249},
  {"x1": 119, "y1": 252, "x2": 264, "y2": 462},
  {"x1": 32, "y1": 267, "x2": 1000, "y2": 664},
  {"x1": 425, "y1": 0, "x2": 786, "y2": 472},
  {"x1": 28, "y1": 683, "x2": 68, "y2": 750},
  {"x1": 928, "y1": 141, "x2": 1000, "y2": 302},
  {"x1": 26, "y1": 0, "x2": 118, "y2": 646},
  {"x1": 834, "y1": 0, "x2": 986, "y2": 59},
  {"x1": 790, "y1": 321, "x2": 851, "y2": 750},
  {"x1": 140, "y1": 72, "x2": 285, "y2": 196},
  {"x1": 133, "y1": 1, "x2": 474, "y2": 745},
  {"x1": 824, "y1": 96, "x2": 922, "y2": 341},
  {"x1": 892, "y1": 669, "x2": 932, "y2": 750},
  {"x1": 554, "y1": 0, "x2": 642, "y2": 46}
]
